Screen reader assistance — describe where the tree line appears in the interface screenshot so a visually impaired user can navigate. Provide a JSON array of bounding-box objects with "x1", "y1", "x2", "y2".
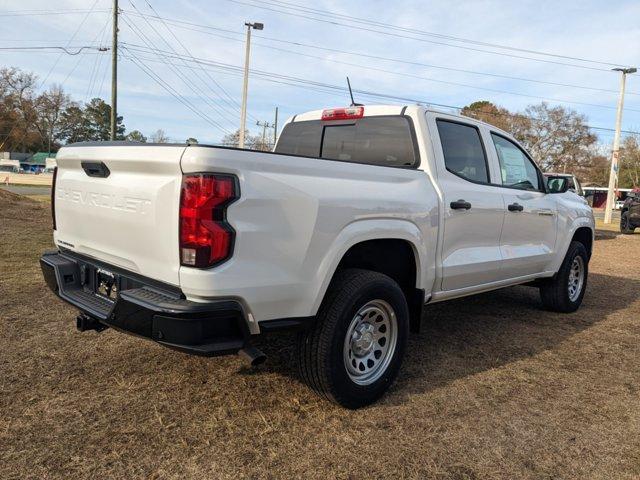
[
  {"x1": 0, "y1": 67, "x2": 187, "y2": 152},
  {"x1": 1, "y1": 66, "x2": 638, "y2": 188},
  {"x1": 461, "y1": 100, "x2": 639, "y2": 188}
]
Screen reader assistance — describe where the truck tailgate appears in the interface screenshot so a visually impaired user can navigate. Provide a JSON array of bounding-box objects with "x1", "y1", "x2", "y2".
[{"x1": 53, "y1": 144, "x2": 186, "y2": 286}]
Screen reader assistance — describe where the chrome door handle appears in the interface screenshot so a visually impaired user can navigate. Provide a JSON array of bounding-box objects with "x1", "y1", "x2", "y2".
[{"x1": 538, "y1": 209, "x2": 555, "y2": 216}]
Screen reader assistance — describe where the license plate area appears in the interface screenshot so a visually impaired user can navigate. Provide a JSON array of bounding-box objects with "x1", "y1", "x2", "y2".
[{"x1": 95, "y1": 268, "x2": 119, "y2": 301}]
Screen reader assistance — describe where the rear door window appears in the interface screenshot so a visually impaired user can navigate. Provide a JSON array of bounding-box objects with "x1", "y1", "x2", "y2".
[
  {"x1": 436, "y1": 120, "x2": 489, "y2": 183},
  {"x1": 275, "y1": 116, "x2": 417, "y2": 167}
]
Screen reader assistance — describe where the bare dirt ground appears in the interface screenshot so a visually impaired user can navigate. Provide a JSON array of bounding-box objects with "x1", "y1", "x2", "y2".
[{"x1": 1, "y1": 190, "x2": 639, "y2": 480}]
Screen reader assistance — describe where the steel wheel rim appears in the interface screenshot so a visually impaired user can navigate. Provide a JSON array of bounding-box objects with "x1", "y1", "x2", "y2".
[
  {"x1": 343, "y1": 299, "x2": 398, "y2": 386},
  {"x1": 568, "y1": 255, "x2": 585, "y2": 302}
]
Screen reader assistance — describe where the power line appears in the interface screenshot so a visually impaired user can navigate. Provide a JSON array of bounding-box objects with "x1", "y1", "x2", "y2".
[
  {"x1": 4, "y1": 1, "x2": 106, "y2": 152},
  {"x1": 121, "y1": 6, "x2": 239, "y2": 126},
  {"x1": 0, "y1": 46, "x2": 107, "y2": 55},
  {"x1": 121, "y1": 45, "x2": 640, "y2": 136},
  {"x1": 62, "y1": 14, "x2": 112, "y2": 89},
  {"x1": 121, "y1": 9, "x2": 640, "y2": 97},
  {"x1": 259, "y1": 0, "x2": 629, "y2": 68},
  {"x1": 120, "y1": 11, "x2": 234, "y2": 134},
  {"x1": 122, "y1": 42, "x2": 640, "y2": 114},
  {"x1": 0, "y1": 9, "x2": 109, "y2": 17},
  {"x1": 223, "y1": 0, "x2": 618, "y2": 72},
  {"x1": 245, "y1": 41, "x2": 634, "y2": 111},
  {"x1": 135, "y1": 0, "x2": 249, "y2": 121},
  {"x1": 85, "y1": 16, "x2": 112, "y2": 101},
  {"x1": 120, "y1": 14, "x2": 236, "y2": 129},
  {"x1": 39, "y1": 0, "x2": 103, "y2": 88},
  {"x1": 121, "y1": 46, "x2": 232, "y2": 135}
]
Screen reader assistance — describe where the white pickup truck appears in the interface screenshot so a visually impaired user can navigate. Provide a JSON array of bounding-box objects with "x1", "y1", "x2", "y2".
[{"x1": 41, "y1": 105, "x2": 594, "y2": 408}]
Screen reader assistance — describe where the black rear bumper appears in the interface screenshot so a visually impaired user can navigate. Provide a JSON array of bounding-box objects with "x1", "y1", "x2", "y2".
[{"x1": 40, "y1": 250, "x2": 249, "y2": 356}]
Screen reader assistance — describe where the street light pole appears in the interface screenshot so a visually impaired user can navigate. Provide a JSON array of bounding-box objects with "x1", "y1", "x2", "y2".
[
  {"x1": 604, "y1": 67, "x2": 637, "y2": 224},
  {"x1": 239, "y1": 22, "x2": 263, "y2": 149},
  {"x1": 110, "y1": 0, "x2": 118, "y2": 141}
]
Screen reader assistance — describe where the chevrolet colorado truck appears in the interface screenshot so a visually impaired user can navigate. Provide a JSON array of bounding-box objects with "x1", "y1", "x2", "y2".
[{"x1": 41, "y1": 105, "x2": 595, "y2": 408}]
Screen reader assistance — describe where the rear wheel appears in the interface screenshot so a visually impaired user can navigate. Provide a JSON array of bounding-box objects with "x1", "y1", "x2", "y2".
[
  {"x1": 540, "y1": 241, "x2": 588, "y2": 313},
  {"x1": 621, "y1": 211, "x2": 635, "y2": 234},
  {"x1": 296, "y1": 269, "x2": 409, "y2": 409}
]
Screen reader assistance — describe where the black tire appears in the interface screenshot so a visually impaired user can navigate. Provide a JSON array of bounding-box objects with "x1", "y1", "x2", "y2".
[
  {"x1": 620, "y1": 211, "x2": 635, "y2": 234},
  {"x1": 540, "y1": 241, "x2": 589, "y2": 313},
  {"x1": 296, "y1": 269, "x2": 409, "y2": 409}
]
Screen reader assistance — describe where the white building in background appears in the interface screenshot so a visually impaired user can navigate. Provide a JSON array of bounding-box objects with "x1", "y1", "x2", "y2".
[
  {"x1": 0, "y1": 152, "x2": 29, "y2": 172},
  {"x1": 44, "y1": 157, "x2": 57, "y2": 173}
]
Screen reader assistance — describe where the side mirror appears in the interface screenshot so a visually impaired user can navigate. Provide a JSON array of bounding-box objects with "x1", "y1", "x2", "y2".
[{"x1": 546, "y1": 176, "x2": 569, "y2": 194}]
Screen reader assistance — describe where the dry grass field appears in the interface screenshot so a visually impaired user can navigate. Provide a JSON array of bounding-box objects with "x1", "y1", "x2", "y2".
[
  {"x1": 2, "y1": 172, "x2": 53, "y2": 186},
  {"x1": 1, "y1": 189, "x2": 639, "y2": 480}
]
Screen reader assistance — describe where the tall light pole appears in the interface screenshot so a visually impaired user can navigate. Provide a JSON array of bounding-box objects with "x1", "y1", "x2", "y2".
[
  {"x1": 110, "y1": 0, "x2": 118, "y2": 141},
  {"x1": 604, "y1": 67, "x2": 637, "y2": 224},
  {"x1": 239, "y1": 21, "x2": 263, "y2": 149}
]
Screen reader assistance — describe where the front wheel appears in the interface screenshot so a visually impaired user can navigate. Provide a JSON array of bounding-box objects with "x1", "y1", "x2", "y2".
[
  {"x1": 539, "y1": 241, "x2": 589, "y2": 313},
  {"x1": 296, "y1": 269, "x2": 409, "y2": 409},
  {"x1": 621, "y1": 211, "x2": 636, "y2": 234}
]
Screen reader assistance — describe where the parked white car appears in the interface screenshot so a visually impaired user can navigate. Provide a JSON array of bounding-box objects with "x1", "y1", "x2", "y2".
[
  {"x1": 543, "y1": 172, "x2": 584, "y2": 196},
  {"x1": 41, "y1": 105, "x2": 594, "y2": 407}
]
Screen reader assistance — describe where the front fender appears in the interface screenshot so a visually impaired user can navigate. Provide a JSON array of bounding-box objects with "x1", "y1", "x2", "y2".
[{"x1": 549, "y1": 214, "x2": 595, "y2": 273}]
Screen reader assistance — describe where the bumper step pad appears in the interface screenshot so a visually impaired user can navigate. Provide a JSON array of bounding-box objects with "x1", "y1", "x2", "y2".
[{"x1": 40, "y1": 251, "x2": 249, "y2": 356}]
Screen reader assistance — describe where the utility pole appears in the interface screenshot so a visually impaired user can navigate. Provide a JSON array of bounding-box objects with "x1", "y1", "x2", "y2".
[
  {"x1": 239, "y1": 21, "x2": 264, "y2": 149},
  {"x1": 110, "y1": 0, "x2": 118, "y2": 141},
  {"x1": 273, "y1": 107, "x2": 278, "y2": 146},
  {"x1": 604, "y1": 67, "x2": 637, "y2": 224},
  {"x1": 256, "y1": 120, "x2": 274, "y2": 149}
]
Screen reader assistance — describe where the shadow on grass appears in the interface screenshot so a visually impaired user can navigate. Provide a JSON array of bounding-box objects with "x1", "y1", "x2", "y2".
[
  {"x1": 595, "y1": 229, "x2": 622, "y2": 241},
  {"x1": 247, "y1": 271, "x2": 639, "y2": 404}
]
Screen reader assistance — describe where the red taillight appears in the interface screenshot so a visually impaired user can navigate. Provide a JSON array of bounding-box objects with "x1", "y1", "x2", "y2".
[
  {"x1": 51, "y1": 166, "x2": 57, "y2": 230},
  {"x1": 321, "y1": 106, "x2": 364, "y2": 121},
  {"x1": 179, "y1": 174, "x2": 238, "y2": 268}
]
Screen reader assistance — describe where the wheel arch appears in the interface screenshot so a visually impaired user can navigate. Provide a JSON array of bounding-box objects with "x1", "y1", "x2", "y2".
[
  {"x1": 548, "y1": 218, "x2": 594, "y2": 275},
  {"x1": 572, "y1": 226, "x2": 594, "y2": 259},
  {"x1": 311, "y1": 219, "x2": 426, "y2": 333}
]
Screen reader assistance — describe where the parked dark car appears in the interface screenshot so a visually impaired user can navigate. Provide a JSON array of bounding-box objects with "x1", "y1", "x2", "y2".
[{"x1": 621, "y1": 191, "x2": 640, "y2": 234}]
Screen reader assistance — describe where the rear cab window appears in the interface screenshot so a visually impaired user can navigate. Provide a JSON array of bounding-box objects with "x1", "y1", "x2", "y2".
[{"x1": 275, "y1": 116, "x2": 418, "y2": 168}]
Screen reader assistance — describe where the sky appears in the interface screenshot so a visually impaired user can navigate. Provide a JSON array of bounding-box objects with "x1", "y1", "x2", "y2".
[{"x1": 1, "y1": 0, "x2": 640, "y2": 145}]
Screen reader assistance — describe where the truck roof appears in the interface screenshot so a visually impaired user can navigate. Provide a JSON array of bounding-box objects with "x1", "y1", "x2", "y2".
[{"x1": 286, "y1": 104, "x2": 513, "y2": 138}]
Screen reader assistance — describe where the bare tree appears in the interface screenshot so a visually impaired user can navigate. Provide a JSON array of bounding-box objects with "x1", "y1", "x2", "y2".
[
  {"x1": 514, "y1": 103, "x2": 596, "y2": 175},
  {"x1": 620, "y1": 135, "x2": 640, "y2": 188},
  {"x1": 150, "y1": 129, "x2": 169, "y2": 143},
  {"x1": 35, "y1": 84, "x2": 71, "y2": 152},
  {"x1": 221, "y1": 129, "x2": 268, "y2": 150},
  {"x1": 0, "y1": 67, "x2": 40, "y2": 151}
]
